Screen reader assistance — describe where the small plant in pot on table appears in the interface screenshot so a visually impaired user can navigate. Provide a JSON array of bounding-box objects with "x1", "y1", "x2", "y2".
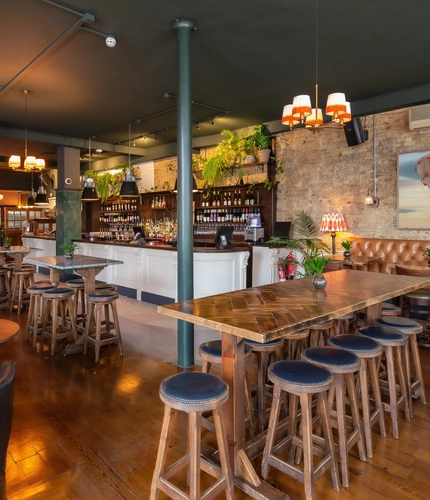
[
  {"x1": 2, "y1": 237, "x2": 12, "y2": 249},
  {"x1": 341, "y1": 239, "x2": 353, "y2": 259},
  {"x1": 60, "y1": 242, "x2": 78, "y2": 259},
  {"x1": 423, "y1": 247, "x2": 430, "y2": 265},
  {"x1": 304, "y1": 254, "x2": 332, "y2": 290}
]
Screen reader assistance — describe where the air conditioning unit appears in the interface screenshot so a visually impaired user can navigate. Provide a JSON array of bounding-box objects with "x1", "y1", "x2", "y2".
[{"x1": 409, "y1": 104, "x2": 430, "y2": 130}]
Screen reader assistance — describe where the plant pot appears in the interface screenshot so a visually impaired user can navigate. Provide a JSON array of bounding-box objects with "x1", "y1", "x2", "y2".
[
  {"x1": 312, "y1": 274, "x2": 327, "y2": 290},
  {"x1": 3, "y1": 244, "x2": 10, "y2": 250},
  {"x1": 257, "y1": 148, "x2": 271, "y2": 163},
  {"x1": 343, "y1": 251, "x2": 351, "y2": 259},
  {"x1": 243, "y1": 154, "x2": 257, "y2": 164},
  {"x1": 65, "y1": 253, "x2": 73, "y2": 259}
]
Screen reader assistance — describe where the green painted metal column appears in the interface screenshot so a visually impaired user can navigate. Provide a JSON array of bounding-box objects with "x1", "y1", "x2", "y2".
[{"x1": 174, "y1": 19, "x2": 196, "y2": 368}]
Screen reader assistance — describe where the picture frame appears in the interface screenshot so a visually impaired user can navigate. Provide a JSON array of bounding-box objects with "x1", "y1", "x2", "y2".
[{"x1": 397, "y1": 150, "x2": 430, "y2": 229}]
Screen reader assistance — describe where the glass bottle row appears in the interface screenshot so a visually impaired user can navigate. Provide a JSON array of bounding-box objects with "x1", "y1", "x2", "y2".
[{"x1": 195, "y1": 206, "x2": 261, "y2": 224}]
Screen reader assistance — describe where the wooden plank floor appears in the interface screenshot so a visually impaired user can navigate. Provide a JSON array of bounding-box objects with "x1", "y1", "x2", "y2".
[{"x1": 1, "y1": 304, "x2": 430, "y2": 499}]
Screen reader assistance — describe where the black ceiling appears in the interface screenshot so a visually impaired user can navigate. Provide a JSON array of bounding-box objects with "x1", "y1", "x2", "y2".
[{"x1": 1, "y1": 0, "x2": 430, "y2": 171}]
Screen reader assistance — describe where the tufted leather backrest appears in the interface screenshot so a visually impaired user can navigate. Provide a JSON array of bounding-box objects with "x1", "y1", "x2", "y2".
[{"x1": 350, "y1": 238, "x2": 430, "y2": 273}]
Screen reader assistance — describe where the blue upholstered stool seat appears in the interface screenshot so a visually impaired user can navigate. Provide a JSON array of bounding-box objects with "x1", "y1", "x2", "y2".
[
  {"x1": 329, "y1": 334, "x2": 383, "y2": 358},
  {"x1": 245, "y1": 338, "x2": 284, "y2": 347},
  {"x1": 67, "y1": 278, "x2": 85, "y2": 285},
  {"x1": 200, "y1": 339, "x2": 252, "y2": 359},
  {"x1": 269, "y1": 360, "x2": 333, "y2": 392},
  {"x1": 381, "y1": 302, "x2": 401, "y2": 315},
  {"x1": 27, "y1": 283, "x2": 55, "y2": 292},
  {"x1": 160, "y1": 372, "x2": 229, "y2": 412},
  {"x1": 374, "y1": 316, "x2": 422, "y2": 334},
  {"x1": 43, "y1": 287, "x2": 73, "y2": 296},
  {"x1": 302, "y1": 346, "x2": 360, "y2": 372},
  {"x1": 357, "y1": 325, "x2": 407, "y2": 345},
  {"x1": 87, "y1": 291, "x2": 118, "y2": 300}
]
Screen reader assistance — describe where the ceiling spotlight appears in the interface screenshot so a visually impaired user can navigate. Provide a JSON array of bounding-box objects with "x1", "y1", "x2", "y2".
[
  {"x1": 210, "y1": 118, "x2": 215, "y2": 125},
  {"x1": 153, "y1": 133, "x2": 158, "y2": 140},
  {"x1": 143, "y1": 136, "x2": 147, "y2": 143},
  {"x1": 132, "y1": 139, "x2": 136, "y2": 147},
  {"x1": 195, "y1": 122, "x2": 200, "y2": 130},
  {"x1": 106, "y1": 36, "x2": 116, "y2": 48},
  {"x1": 95, "y1": 148, "x2": 102, "y2": 154}
]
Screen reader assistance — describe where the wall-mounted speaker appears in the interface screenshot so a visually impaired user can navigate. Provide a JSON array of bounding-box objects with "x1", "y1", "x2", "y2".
[{"x1": 344, "y1": 117, "x2": 366, "y2": 147}]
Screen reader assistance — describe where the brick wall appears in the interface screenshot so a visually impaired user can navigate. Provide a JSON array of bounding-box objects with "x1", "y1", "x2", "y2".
[{"x1": 274, "y1": 108, "x2": 430, "y2": 251}]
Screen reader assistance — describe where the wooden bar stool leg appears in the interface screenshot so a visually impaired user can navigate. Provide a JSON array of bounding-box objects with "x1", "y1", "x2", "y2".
[{"x1": 150, "y1": 405, "x2": 173, "y2": 500}]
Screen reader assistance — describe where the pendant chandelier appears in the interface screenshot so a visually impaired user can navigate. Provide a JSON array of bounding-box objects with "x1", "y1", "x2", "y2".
[
  {"x1": 119, "y1": 123, "x2": 139, "y2": 197},
  {"x1": 81, "y1": 136, "x2": 99, "y2": 201},
  {"x1": 9, "y1": 90, "x2": 46, "y2": 171},
  {"x1": 282, "y1": 0, "x2": 352, "y2": 130}
]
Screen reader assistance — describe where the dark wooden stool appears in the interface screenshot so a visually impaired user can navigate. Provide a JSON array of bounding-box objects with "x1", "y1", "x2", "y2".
[
  {"x1": 332, "y1": 313, "x2": 355, "y2": 335},
  {"x1": 10, "y1": 269, "x2": 34, "y2": 313},
  {"x1": 41, "y1": 287, "x2": 78, "y2": 355},
  {"x1": 25, "y1": 282, "x2": 55, "y2": 347},
  {"x1": 199, "y1": 339, "x2": 255, "y2": 438},
  {"x1": 329, "y1": 334, "x2": 386, "y2": 458},
  {"x1": 150, "y1": 371, "x2": 234, "y2": 500},
  {"x1": 357, "y1": 325, "x2": 410, "y2": 439},
  {"x1": 375, "y1": 316, "x2": 426, "y2": 412},
  {"x1": 283, "y1": 328, "x2": 310, "y2": 360},
  {"x1": 245, "y1": 337, "x2": 284, "y2": 432},
  {"x1": 302, "y1": 346, "x2": 367, "y2": 487},
  {"x1": 83, "y1": 291, "x2": 123, "y2": 363},
  {"x1": 308, "y1": 320, "x2": 334, "y2": 346},
  {"x1": 66, "y1": 279, "x2": 87, "y2": 328},
  {"x1": 0, "y1": 268, "x2": 10, "y2": 299},
  {"x1": 261, "y1": 360, "x2": 340, "y2": 500}
]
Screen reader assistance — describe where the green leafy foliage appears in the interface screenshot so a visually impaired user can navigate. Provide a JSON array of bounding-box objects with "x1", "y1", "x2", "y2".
[
  {"x1": 423, "y1": 248, "x2": 430, "y2": 257},
  {"x1": 303, "y1": 254, "x2": 332, "y2": 276},
  {"x1": 341, "y1": 239, "x2": 353, "y2": 251},
  {"x1": 59, "y1": 242, "x2": 78, "y2": 254}
]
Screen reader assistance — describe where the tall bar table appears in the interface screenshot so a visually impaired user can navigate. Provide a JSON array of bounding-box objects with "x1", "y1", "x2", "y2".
[{"x1": 158, "y1": 270, "x2": 430, "y2": 500}]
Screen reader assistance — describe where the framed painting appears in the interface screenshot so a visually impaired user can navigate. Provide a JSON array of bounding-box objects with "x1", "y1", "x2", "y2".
[{"x1": 397, "y1": 150, "x2": 430, "y2": 229}]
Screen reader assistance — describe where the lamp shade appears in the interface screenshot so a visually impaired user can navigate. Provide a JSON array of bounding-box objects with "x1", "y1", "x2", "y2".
[
  {"x1": 282, "y1": 104, "x2": 300, "y2": 129},
  {"x1": 81, "y1": 178, "x2": 99, "y2": 201},
  {"x1": 325, "y1": 93, "x2": 347, "y2": 122},
  {"x1": 305, "y1": 108, "x2": 323, "y2": 127},
  {"x1": 320, "y1": 212, "x2": 347, "y2": 232},
  {"x1": 119, "y1": 169, "x2": 139, "y2": 197},
  {"x1": 24, "y1": 156, "x2": 37, "y2": 170},
  {"x1": 27, "y1": 191, "x2": 36, "y2": 206},
  {"x1": 35, "y1": 186, "x2": 49, "y2": 205},
  {"x1": 339, "y1": 102, "x2": 352, "y2": 124},
  {"x1": 9, "y1": 155, "x2": 21, "y2": 169},
  {"x1": 292, "y1": 95, "x2": 312, "y2": 121}
]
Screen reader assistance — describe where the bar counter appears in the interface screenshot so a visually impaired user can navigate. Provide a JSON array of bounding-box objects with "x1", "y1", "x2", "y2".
[{"x1": 23, "y1": 236, "x2": 250, "y2": 305}]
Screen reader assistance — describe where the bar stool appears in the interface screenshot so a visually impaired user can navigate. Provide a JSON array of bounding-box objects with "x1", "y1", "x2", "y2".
[
  {"x1": 150, "y1": 371, "x2": 234, "y2": 500},
  {"x1": 261, "y1": 360, "x2": 340, "y2": 500},
  {"x1": 83, "y1": 291, "x2": 123, "y2": 363},
  {"x1": 381, "y1": 302, "x2": 402, "y2": 316},
  {"x1": 199, "y1": 339, "x2": 255, "y2": 438},
  {"x1": 328, "y1": 334, "x2": 386, "y2": 458},
  {"x1": 25, "y1": 282, "x2": 55, "y2": 347},
  {"x1": 332, "y1": 313, "x2": 355, "y2": 336},
  {"x1": 40, "y1": 287, "x2": 78, "y2": 355},
  {"x1": 357, "y1": 325, "x2": 410, "y2": 439},
  {"x1": 66, "y1": 279, "x2": 86, "y2": 327},
  {"x1": 0, "y1": 268, "x2": 10, "y2": 298},
  {"x1": 245, "y1": 337, "x2": 284, "y2": 432},
  {"x1": 374, "y1": 316, "x2": 426, "y2": 412},
  {"x1": 10, "y1": 269, "x2": 34, "y2": 313},
  {"x1": 308, "y1": 320, "x2": 334, "y2": 346},
  {"x1": 302, "y1": 346, "x2": 367, "y2": 487},
  {"x1": 283, "y1": 328, "x2": 310, "y2": 360}
]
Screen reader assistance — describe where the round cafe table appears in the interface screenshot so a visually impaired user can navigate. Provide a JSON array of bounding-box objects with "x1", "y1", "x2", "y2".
[{"x1": 0, "y1": 319, "x2": 20, "y2": 344}]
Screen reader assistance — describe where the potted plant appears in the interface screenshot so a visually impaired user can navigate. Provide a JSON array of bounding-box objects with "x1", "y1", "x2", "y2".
[
  {"x1": 304, "y1": 253, "x2": 332, "y2": 289},
  {"x1": 341, "y1": 239, "x2": 353, "y2": 259},
  {"x1": 2, "y1": 237, "x2": 12, "y2": 249},
  {"x1": 266, "y1": 211, "x2": 330, "y2": 277},
  {"x1": 60, "y1": 242, "x2": 78, "y2": 259},
  {"x1": 423, "y1": 247, "x2": 430, "y2": 264},
  {"x1": 247, "y1": 123, "x2": 272, "y2": 163},
  {"x1": 201, "y1": 128, "x2": 253, "y2": 185}
]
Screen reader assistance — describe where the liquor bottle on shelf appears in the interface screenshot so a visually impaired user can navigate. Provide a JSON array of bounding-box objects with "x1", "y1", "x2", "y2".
[
  {"x1": 216, "y1": 191, "x2": 221, "y2": 206},
  {"x1": 249, "y1": 191, "x2": 255, "y2": 205}
]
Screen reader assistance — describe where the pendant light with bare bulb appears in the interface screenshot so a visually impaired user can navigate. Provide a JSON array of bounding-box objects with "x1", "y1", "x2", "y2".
[{"x1": 81, "y1": 136, "x2": 99, "y2": 201}]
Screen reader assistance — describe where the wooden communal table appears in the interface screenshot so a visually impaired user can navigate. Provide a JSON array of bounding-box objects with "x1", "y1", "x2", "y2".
[
  {"x1": 158, "y1": 270, "x2": 430, "y2": 500},
  {"x1": 23, "y1": 254, "x2": 123, "y2": 355},
  {"x1": 394, "y1": 260, "x2": 430, "y2": 272}
]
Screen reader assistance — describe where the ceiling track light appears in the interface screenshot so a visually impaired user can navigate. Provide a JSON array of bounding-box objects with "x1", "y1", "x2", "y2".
[
  {"x1": 81, "y1": 136, "x2": 99, "y2": 202},
  {"x1": 195, "y1": 122, "x2": 200, "y2": 130},
  {"x1": 119, "y1": 123, "x2": 139, "y2": 198}
]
